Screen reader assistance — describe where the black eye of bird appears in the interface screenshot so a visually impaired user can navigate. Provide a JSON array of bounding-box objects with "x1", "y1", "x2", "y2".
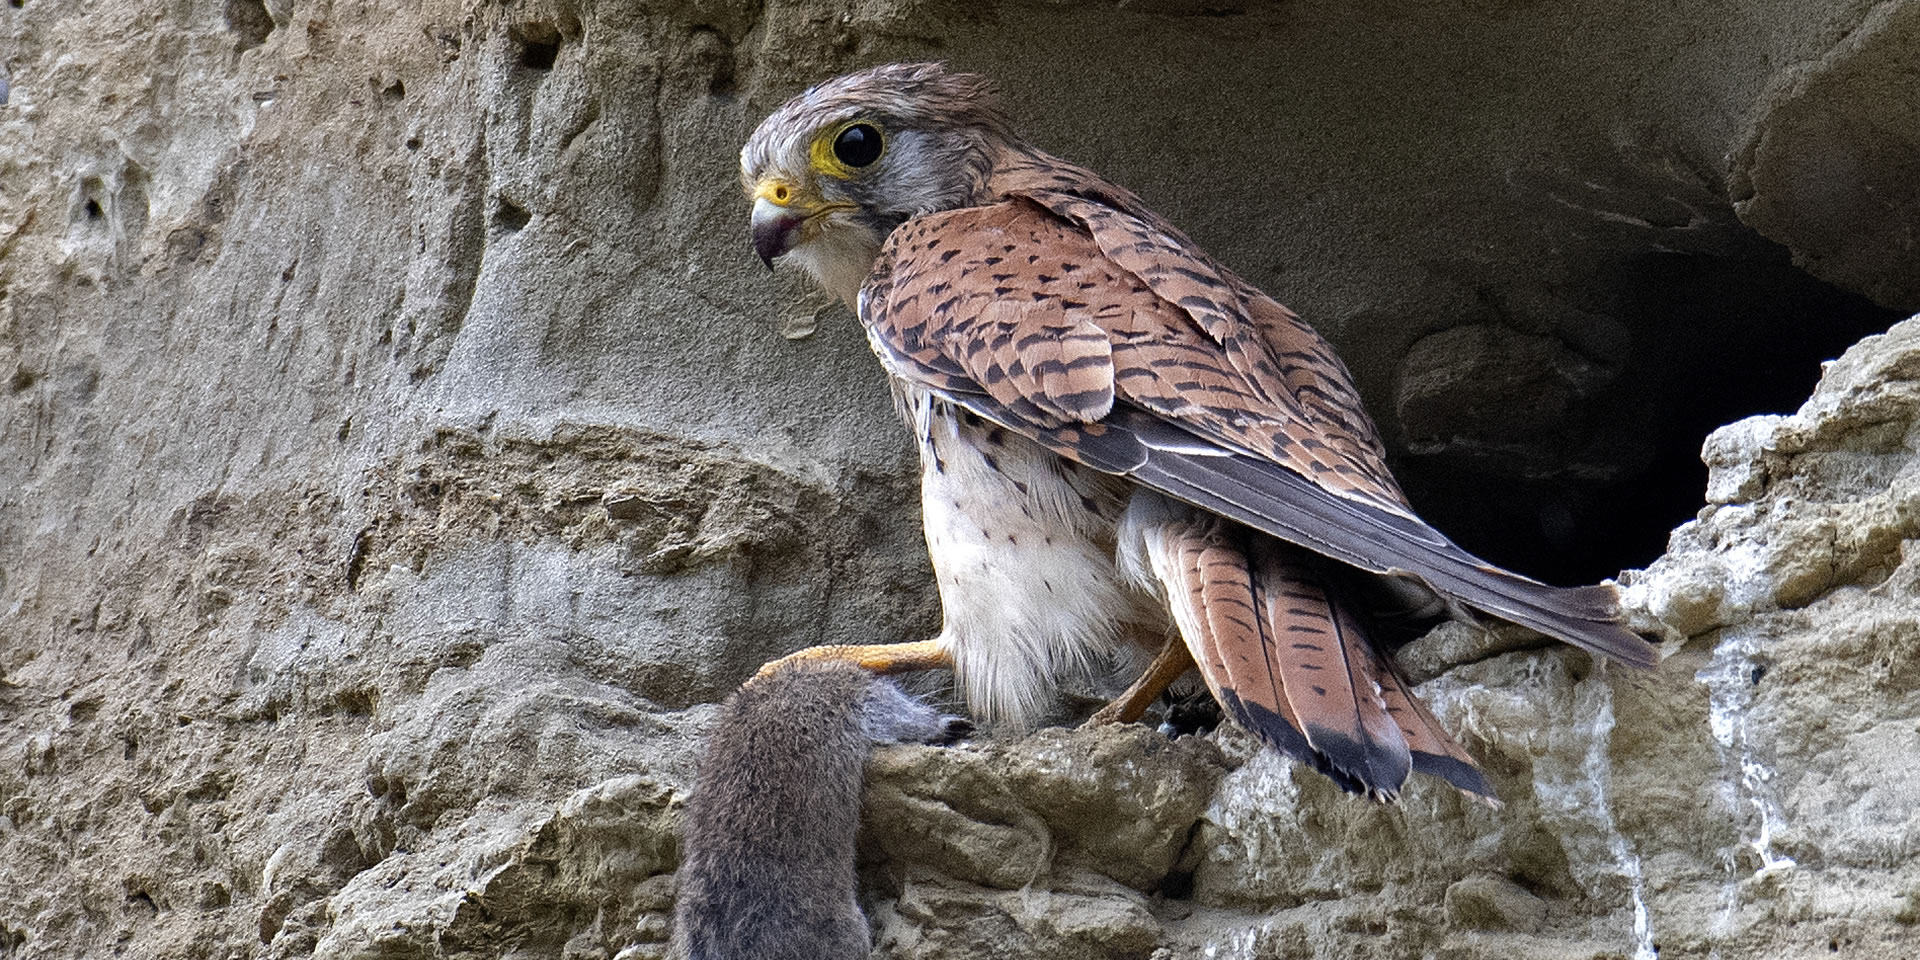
[{"x1": 833, "y1": 123, "x2": 883, "y2": 168}]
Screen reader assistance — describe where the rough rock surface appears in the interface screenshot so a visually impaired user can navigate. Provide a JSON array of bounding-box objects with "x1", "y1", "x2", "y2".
[
  {"x1": 855, "y1": 316, "x2": 1920, "y2": 960},
  {"x1": 2, "y1": 0, "x2": 1918, "y2": 958},
  {"x1": 1617, "y1": 318, "x2": 1920, "y2": 959},
  {"x1": 1731, "y1": 0, "x2": 1920, "y2": 312}
]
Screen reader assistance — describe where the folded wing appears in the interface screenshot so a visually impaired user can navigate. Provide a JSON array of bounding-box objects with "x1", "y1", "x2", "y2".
[{"x1": 859, "y1": 197, "x2": 1654, "y2": 667}]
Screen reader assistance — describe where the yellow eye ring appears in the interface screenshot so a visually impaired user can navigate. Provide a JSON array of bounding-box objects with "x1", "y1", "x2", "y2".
[{"x1": 811, "y1": 120, "x2": 886, "y2": 179}]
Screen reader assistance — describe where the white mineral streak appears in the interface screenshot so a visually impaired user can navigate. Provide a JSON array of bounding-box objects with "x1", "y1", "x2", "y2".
[
  {"x1": 1713, "y1": 531, "x2": 1780, "y2": 622},
  {"x1": 1583, "y1": 684, "x2": 1656, "y2": 960},
  {"x1": 1697, "y1": 626, "x2": 1795, "y2": 877},
  {"x1": 1200, "y1": 924, "x2": 1262, "y2": 960},
  {"x1": 1695, "y1": 623, "x2": 1800, "y2": 960},
  {"x1": 1532, "y1": 673, "x2": 1656, "y2": 960}
]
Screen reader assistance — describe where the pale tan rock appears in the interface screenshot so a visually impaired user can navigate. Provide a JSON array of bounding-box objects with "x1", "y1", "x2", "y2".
[
  {"x1": 872, "y1": 870, "x2": 1161, "y2": 960},
  {"x1": 863, "y1": 724, "x2": 1229, "y2": 893},
  {"x1": 1, "y1": 0, "x2": 1918, "y2": 956},
  {"x1": 1444, "y1": 873, "x2": 1549, "y2": 932}
]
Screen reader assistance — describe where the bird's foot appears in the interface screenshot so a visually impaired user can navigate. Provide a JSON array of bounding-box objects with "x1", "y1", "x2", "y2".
[
  {"x1": 1157, "y1": 690, "x2": 1222, "y2": 737},
  {"x1": 1084, "y1": 699, "x2": 1136, "y2": 727},
  {"x1": 753, "y1": 639, "x2": 953, "y2": 681},
  {"x1": 1083, "y1": 633, "x2": 1196, "y2": 728},
  {"x1": 1090, "y1": 629, "x2": 1190, "y2": 725}
]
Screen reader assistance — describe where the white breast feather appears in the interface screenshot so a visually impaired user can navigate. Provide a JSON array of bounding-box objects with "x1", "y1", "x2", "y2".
[{"x1": 907, "y1": 388, "x2": 1146, "y2": 727}]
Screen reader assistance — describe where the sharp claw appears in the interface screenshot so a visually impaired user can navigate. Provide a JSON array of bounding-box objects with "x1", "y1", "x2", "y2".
[{"x1": 931, "y1": 716, "x2": 974, "y2": 746}]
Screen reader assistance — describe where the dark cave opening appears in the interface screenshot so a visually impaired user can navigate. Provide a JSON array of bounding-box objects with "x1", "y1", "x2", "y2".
[
  {"x1": 510, "y1": 23, "x2": 562, "y2": 72},
  {"x1": 1397, "y1": 246, "x2": 1902, "y2": 587}
]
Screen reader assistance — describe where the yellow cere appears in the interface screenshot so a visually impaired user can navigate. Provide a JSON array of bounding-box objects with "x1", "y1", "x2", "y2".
[
  {"x1": 754, "y1": 179, "x2": 795, "y2": 207},
  {"x1": 809, "y1": 120, "x2": 883, "y2": 180}
]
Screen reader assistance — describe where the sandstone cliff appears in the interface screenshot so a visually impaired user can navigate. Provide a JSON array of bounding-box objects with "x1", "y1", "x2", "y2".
[{"x1": 2, "y1": 1, "x2": 1917, "y2": 958}]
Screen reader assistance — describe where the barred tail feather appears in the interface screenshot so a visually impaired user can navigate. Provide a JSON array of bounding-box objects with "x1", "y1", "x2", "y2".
[{"x1": 1134, "y1": 511, "x2": 1479, "y2": 800}]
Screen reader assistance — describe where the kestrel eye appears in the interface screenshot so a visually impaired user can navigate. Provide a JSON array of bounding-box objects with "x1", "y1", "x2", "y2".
[{"x1": 832, "y1": 124, "x2": 883, "y2": 168}]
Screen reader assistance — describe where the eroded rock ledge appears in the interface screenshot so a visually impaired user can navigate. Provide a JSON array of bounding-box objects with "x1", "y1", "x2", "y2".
[
  {"x1": 11, "y1": 315, "x2": 1911, "y2": 960},
  {"x1": 3, "y1": 0, "x2": 1919, "y2": 958},
  {"x1": 841, "y1": 318, "x2": 1919, "y2": 960}
]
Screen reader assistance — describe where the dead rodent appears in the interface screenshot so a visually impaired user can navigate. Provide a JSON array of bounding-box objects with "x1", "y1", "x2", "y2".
[{"x1": 671, "y1": 660, "x2": 970, "y2": 960}]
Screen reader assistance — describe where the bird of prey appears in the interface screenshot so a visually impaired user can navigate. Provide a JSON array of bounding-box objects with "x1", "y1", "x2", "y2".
[{"x1": 739, "y1": 63, "x2": 1655, "y2": 800}]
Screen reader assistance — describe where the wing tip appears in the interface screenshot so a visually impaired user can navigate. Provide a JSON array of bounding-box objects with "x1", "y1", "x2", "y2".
[
  {"x1": 1127, "y1": 443, "x2": 1665, "y2": 670},
  {"x1": 1507, "y1": 582, "x2": 1660, "y2": 668},
  {"x1": 1566, "y1": 616, "x2": 1660, "y2": 669}
]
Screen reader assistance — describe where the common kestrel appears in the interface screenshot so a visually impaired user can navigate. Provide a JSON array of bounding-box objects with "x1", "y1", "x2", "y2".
[{"x1": 739, "y1": 63, "x2": 1654, "y2": 800}]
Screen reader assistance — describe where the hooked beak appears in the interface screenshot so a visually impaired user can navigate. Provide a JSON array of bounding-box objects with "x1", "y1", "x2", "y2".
[
  {"x1": 751, "y1": 195, "x2": 804, "y2": 270},
  {"x1": 749, "y1": 177, "x2": 828, "y2": 270}
]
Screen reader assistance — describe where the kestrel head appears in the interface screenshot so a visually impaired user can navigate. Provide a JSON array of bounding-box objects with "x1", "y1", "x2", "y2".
[{"x1": 740, "y1": 62, "x2": 1014, "y2": 302}]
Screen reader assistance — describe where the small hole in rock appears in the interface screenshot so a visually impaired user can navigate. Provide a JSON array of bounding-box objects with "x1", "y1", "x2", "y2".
[
  {"x1": 511, "y1": 24, "x2": 561, "y2": 71},
  {"x1": 1156, "y1": 869, "x2": 1194, "y2": 899},
  {"x1": 83, "y1": 198, "x2": 103, "y2": 220},
  {"x1": 1748, "y1": 663, "x2": 1767, "y2": 686},
  {"x1": 690, "y1": 26, "x2": 736, "y2": 96},
  {"x1": 494, "y1": 198, "x2": 531, "y2": 233},
  {"x1": 223, "y1": 0, "x2": 274, "y2": 52},
  {"x1": 404, "y1": 136, "x2": 421, "y2": 151},
  {"x1": 381, "y1": 79, "x2": 404, "y2": 100}
]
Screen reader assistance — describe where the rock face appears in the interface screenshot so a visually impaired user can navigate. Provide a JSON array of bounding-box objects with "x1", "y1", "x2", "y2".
[
  {"x1": 1730, "y1": 1, "x2": 1920, "y2": 313},
  {"x1": 1619, "y1": 319, "x2": 1920, "y2": 959},
  {"x1": 1, "y1": 1, "x2": 1918, "y2": 958},
  {"x1": 850, "y1": 316, "x2": 1920, "y2": 960}
]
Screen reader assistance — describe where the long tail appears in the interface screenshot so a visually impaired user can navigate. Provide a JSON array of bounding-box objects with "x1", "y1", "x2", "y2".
[{"x1": 1137, "y1": 513, "x2": 1494, "y2": 801}]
